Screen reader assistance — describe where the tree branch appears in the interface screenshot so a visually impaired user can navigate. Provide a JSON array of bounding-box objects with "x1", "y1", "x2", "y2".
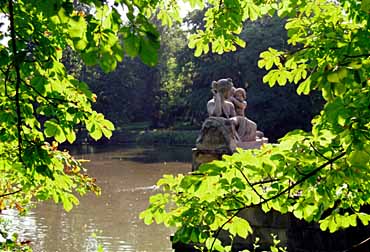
[
  {"x1": 251, "y1": 178, "x2": 280, "y2": 186},
  {"x1": 236, "y1": 165, "x2": 265, "y2": 201},
  {"x1": 343, "y1": 53, "x2": 370, "y2": 59},
  {"x1": 310, "y1": 142, "x2": 330, "y2": 161},
  {"x1": 22, "y1": 79, "x2": 72, "y2": 106},
  {"x1": 209, "y1": 152, "x2": 346, "y2": 252},
  {"x1": 210, "y1": 208, "x2": 243, "y2": 252},
  {"x1": 8, "y1": 0, "x2": 23, "y2": 162},
  {"x1": 0, "y1": 189, "x2": 22, "y2": 198},
  {"x1": 342, "y1": 235, "x2": 370, "y2": 252}
]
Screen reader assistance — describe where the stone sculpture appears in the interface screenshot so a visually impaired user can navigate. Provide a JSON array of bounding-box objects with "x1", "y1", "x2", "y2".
[
  {"x1": 193, "y1": 78, "x2": 267, "y2": 170},
  {"x1": 195, "y1": 116, "x2": 237, "y2": 153},
  {"x1": 230, "y1": 87, "x2": 247, "y2": 117},
  {"x1": 206, "y1": 78, "x2": 260, "y2": 143}
]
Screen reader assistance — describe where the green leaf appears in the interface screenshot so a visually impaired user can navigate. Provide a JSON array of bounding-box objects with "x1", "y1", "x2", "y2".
[
  {"x1": 327, "y1": 72, "x2": 340, "y2": 83},
  {"x1": 60, "y1": 194, "x2": 73, "y2": 212},
  {"x1": 206, "y1": 238, "x2": 225, "y2": 252},
  {"x1": 226, "y1": 217, "x2": 252, "y2": 238},
  {"x1": 73, "y1": 38, "x2": 88, "y2": 51},
  {"x1": 297, "y1": 78, "x2": 311, "y2": 95},
  {"x1": 357, "y1": 213, "x2": 370, "y2": 225},
  {"x1": 44, "y1": 120, "x2": 66, "y2": 143},
  {"x1": 65, "y1": 128, "x2": 76, "y2": 144},
  {"x1": 68, "y1": 16, "x2": 86, "y2": 38},
  {"x1": 348, "y1": 150, "x2": 370, "y2": 169},
  {"x1": 81, "y1": 48, "x2": 98, "y2": 66},
  {"x1": 100, "y1": 51, "x2": 117, "y2": 73},
  {"x1": 123, "y1": 34, "x2": 140, "y2": 57},
  {"x1": 139, "y1": 37, "x2": 159, "y2": 66},
  {"x1": 90, "y1": 126, "x2": 103, "y2": 141},
  {"x1": 333, "y1": 83, "x2": 346, "y2": 96},
  {"x1": 327, "y1": 69, "x2": 347, "y2": 83}
]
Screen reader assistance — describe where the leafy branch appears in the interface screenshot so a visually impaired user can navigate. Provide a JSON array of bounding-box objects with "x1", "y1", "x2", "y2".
[
  {"x1": 343, "y1": 53, "x2": 370, "y2": 59},
  {"x1": 209, "y1": 152, "x2": 346, "y2": 251},
  {"x1": 22, "y1": 79, "x2": 74, "y2": 107},
  {"x1": 309, "y1": 142, "x2": 330, "y2": 161},
  {"x1": 8, "y1": 0, "x2": 23, "y2": 162},
  {"x1": 235, "y1": 164, "x2": 266, "y2": 201}
]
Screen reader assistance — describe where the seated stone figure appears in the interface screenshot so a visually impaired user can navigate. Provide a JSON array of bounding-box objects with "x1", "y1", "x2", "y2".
[
  {"x1": 193, "y1": 78, "x2": 267, "y2": 170},
  {"x1": 207, "y1": 78, "x2": 236, "y2": 119},
  {"x1": 207, "y1": 78, "x2": 258, "y2": 143}
]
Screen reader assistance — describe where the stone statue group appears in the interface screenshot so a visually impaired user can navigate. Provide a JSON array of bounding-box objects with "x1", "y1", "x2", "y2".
[
  {"x1": 207, "y1": 78, "x2": 264, "y2": 143},
  {"x1": 196, "y1": 78, "x2": 266, "y2": 153},
  {"x1": 193, "y1": 78, "x2": 267, "y2": 169}
]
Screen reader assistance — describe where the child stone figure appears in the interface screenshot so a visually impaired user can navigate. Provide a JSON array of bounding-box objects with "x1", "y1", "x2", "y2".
[
  {"x1": 230, "y1": 88, "x2": 247, "y2": 116},
  {"x1": 230, "y1": 87, "x2": 264, "y2": 139}
]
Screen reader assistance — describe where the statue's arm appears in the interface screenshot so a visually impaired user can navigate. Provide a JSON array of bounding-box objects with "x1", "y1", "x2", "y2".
[
  {"x1": 230, "y1": 97, "x2": 247, "y2": 110},
  {"x1": 207, "y1": 94, "x2": 222, "y2": 117},
  {"x1": 229, "y1": 102, "x2": 236, "y2": 117}
]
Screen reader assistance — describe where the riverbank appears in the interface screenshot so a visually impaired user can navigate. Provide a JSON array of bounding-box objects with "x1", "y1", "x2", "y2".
[{"x1": 73, "y1": 121, "x2": 199, "y2": 146}]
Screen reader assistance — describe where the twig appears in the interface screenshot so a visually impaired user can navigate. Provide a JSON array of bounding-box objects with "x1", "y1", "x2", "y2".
[
  {"x1": 251, "y1": 179, "x2": 280, "y2": 186},
  {"x1": 343, "y1": 53, "x2": 370, "y2": 59},
  {"x1": 22, "y1": 79, "x2": 72, "y2": 106},
  {"x1": 0, "y1": 189, "x2": 22, "y2": 198},
  {"x1": 236, "y1": 165, "x2": 265, "y2": 201},
  {"x1": 210, "y1": 208, "x2": 243, "y2": 252},
  {"x1": 342, "y1": 235, "x2": 370, "y2": 252},
  {"x1": 310, "y1": 142, "x2": 330, "y2": 161}
]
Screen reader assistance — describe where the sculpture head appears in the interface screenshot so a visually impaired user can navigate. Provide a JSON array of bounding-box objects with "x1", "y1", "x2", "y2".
[
  {"x1": 211, "y1": 78, "x2": 234, "y2": 99},
  {"x1": 234, "y1": 88, "x2": 246, "y2": 100}
]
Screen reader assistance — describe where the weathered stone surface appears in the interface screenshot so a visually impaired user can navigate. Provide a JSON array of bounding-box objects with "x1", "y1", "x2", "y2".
[
  {"x1": 192, "y1": 148, "x2": 230, "y2": 171},
  {"x1": 195, "y1": 117, "x2": 237, "y2": 153}
]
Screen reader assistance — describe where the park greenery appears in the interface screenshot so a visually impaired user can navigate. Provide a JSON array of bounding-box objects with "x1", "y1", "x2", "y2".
[
  {"x1": 0, "y1": 0, "x2": 369, "y2": 251},
  {"x1": 140, "y1": 0, "x2": 370, "y2": 251},
  {"x1": 0, "y1": 0, "x2": 173, "y2": 249},
  {"x1": 81, "y1": 12, "x2": 322, "y2": 142}
]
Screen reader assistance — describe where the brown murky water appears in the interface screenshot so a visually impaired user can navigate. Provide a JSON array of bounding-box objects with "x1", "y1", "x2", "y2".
[{"x1": 2, "y1": 145, "x2": 191, "y2": 252}]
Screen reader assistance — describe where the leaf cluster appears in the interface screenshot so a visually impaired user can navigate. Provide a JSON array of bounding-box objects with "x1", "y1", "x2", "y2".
[
  {"x1": 141, "y1": 0, "x2": 370, "y2": 251},
  {"x1": 0, "y1": 0, "x2": 181, "y2": 215}
]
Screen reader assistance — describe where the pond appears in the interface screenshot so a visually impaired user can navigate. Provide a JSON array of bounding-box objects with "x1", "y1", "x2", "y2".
[{"x1": 2, "y1": 145, "x2": 192, "y2": 252}]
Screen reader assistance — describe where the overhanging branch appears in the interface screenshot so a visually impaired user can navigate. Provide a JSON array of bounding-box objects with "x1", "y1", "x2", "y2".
[
  {"x1": 0, "y1": 189, "x2": 22, "y2": 198},
  {"x1": 8, "y1": 0, "x2": 23, "y2": 162},
  {"x1": 209, "y1": 152, "x2": 346, "y2": 252}
]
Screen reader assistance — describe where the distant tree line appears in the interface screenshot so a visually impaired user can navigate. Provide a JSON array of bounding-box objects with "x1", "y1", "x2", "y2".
[{"x1": 68, "y1": 11, "x2": 324, "y2": 142}]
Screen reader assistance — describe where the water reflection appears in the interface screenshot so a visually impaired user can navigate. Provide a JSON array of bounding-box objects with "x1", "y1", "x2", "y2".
[
  {"x1": 2, "y1": 145, "x2": 191, "y2": 252},
  {"x1": 69, "y1": 144, "x2": 192, "y2": 163}
]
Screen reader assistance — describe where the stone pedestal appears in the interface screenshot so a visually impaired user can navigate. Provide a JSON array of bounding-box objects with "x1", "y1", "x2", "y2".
[
  {"x1": 192, "y1": 148, "x2": 231, "y2": 171},
  {"x1": 195, "y1": 117, "x2": 237, "y2": 153},
  {"x1": 192, "y1": 117, "x2": 268, "y2": 170},
  {"x1": 192, "y1": 137, "x2": 269, "y2": 171}
]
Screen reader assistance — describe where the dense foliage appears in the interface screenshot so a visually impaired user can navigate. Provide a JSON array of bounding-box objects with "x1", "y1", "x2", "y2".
[
  {"x1": 0, "y1": 0, "x2": 369, "y2": 251},
  {"x1": 81, "y1": 13, "x2": 322, "y2": 141},
  {"x1": 140, "y1": 0, "x2": 370, "y2": 251},
  {"x1": 0, "y1": 0, "x2": 179, "y2": 249},
  {"x1": 164, "y1": 12, "x2": 324, "y2": 140}
]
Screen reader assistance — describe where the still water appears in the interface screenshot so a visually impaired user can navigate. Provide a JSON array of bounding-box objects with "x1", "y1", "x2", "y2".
[{"x1": 3, "y1": 145, "x2": 192, "y2": 252}]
